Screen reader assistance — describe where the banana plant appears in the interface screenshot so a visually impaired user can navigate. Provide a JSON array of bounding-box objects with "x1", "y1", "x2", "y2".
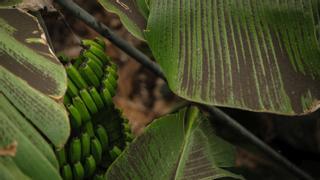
[{"x1": 1, "y1": 0, "x2": 320, "y2": 179}]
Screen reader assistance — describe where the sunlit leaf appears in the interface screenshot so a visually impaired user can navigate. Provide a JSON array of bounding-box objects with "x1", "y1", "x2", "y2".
[
  {"x1": 106, "y1": 107, "x2": 243, "y2": 179},
  {"x1": 100, "y1": 0, "x2": 320, "y2": 115},
  {"x1": 0, "y1": 9, "x2": 69, "y2": 147}
]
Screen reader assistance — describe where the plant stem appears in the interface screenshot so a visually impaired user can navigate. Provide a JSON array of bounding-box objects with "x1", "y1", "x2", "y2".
[
  {"x1": 54, "y1": 0, "x2": 166, "y2": 80},
  {"x1": 54, "y1": 1, "x2": 314, "y2": 179}
]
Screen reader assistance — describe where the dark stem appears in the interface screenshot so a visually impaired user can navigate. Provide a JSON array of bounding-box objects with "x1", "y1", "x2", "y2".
[
  {"x1": 55, "y1": 0, "x2": 166, "y2": 80},
  {"x1": 54, "y1": 1, "x2": 314, "y2": 179}
]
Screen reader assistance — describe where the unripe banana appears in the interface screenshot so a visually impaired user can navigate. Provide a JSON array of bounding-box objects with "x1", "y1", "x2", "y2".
[
  {"x1": 64, "y1": 94, "x2": 71, "y2": 105},
  {"x1": 85, "y1": 57, "x2": 104, "y2": 78},
  {"x1": 94, "y1": 37, "x2": 106, "y2": 49},
  {"x1": 72, "y1": 96, "x2": 91, "y2": 123},
  {"x1": 65, "y1": 63, "x2": 88, "y2": 89},
  {"x1": 61, "y1": 164, "x2": 73, "y2": 180},
  {"x1": 84, "y1": 155, "x2": 96, "y2": 177},
  {"x1": 69, "y1": 138, "x2": 82, "y2": 164},
  {"x1": 72, "y1": 56, "x2": 85, "y2": 69},
  {"x1": 66, "y1": 104, "x2": 82, "y2": 129},
  {"x1": 81, "y1": 50, "x2": 103, "y2": 68},
  {"x1": 109, "y1": 146, "x2": 122, "y2": 160},
  {"x1": 88, "y1": 87, "x2": 104, "y2": 110},
  {"x1": 81, "y1": 39, "x2": 104, "y2": 51},
  {"x1": 80, "y1": 132, "x2": 90, "y2": 159},
  {"x1": 102, "y1": 78, "x2": 115, "y2": 97},
  {"x1": 95, "y1": 125, "x2": 109, "y2": 151},
  {"x1": 87, "y1": 44, "x2": 110, "y2": 64},
  {"x1": 106, "y1": 73, "x2": 117, "y2": 90},
  {"x1": 55, "y1": 147, "x2": 66, "y2": 167},
  {"x1": 72, "y1": 162, "x2": 84, "y2": 180},
  {"x1": 67, "y1": 78, "x2": 79, "y2": 97},
  {"x1": 100, "y1": 86, "x2": 112, "y2": 106},
  {"x1": 105, "y1": 66, "x2": 117, "y2": 79},
  {"x1": 83, "y1": 121, "x2": 95, "y2": 138},
  {"x1": 79, "y1": 89, "x2": 98, "y2": 115},
  {"x1": 91, "y1": 138, "x2": 102, "y2": 164},
  {"x1": 79, "y1": 63, "x2": 100, "y2": 88}
]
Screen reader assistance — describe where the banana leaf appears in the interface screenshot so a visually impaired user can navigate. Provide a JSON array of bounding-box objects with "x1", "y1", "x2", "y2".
[
  {"x1": 99, "y1": 0, "x2": 320, "y2": 115},
  {"x1": 105, "y1": 106, "x2": 243, "y2": 180}
]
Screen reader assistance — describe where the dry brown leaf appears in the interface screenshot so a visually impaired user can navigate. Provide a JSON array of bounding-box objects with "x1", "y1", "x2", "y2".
[{"x1": 0, "y1": 141, "x2": 18, "y2": 157}]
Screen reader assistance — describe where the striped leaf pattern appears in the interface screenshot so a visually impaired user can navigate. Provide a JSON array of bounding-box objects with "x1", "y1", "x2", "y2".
[
  {"x1": 106, "y1": 107, "x2": 243, "y2": 180},
  {"x1": 0, "y1": 8, "x2": 68, "y2": 179},
  {"x1": 100, "y1": 0, "x2": 320, "y2": 115},
  {"x1": 0, "y1": 9, "x2": 69, "y2": 147},
  {"x1": 145, "y1": 0, "x2": 320, "y2": 115}
]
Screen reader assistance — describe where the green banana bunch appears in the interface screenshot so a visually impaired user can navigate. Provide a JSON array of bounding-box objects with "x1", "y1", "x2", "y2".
[{"x1": 56, "y1": 38, "x2": 134, "y2": 179}]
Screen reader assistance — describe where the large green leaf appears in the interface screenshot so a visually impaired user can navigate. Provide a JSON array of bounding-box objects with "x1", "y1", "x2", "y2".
[
  {"x1": 105, "y1": 106, "x2": 243, "y2": 179},
  {"x1": 0, "y1": 9, "x2": 69, "y2": 147},
  {"x1": 100, "y1": 0, "x2": 320, "y2": 115}
]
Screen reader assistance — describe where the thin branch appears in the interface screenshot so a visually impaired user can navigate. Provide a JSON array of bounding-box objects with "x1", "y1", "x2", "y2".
[
  {"x1": 201, "y1": 105, "x2": 314, "y2": 180},
  {"x1": 55, "y1": 0, "x2": 166, "y2": 80},
  {"x1": 54, "y1": 1, "x2": 314, "y2": 179}
]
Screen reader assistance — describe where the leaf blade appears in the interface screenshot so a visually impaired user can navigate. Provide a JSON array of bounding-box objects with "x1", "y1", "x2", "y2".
[
  {"x1": 0, "y1": 111, "x2": 62, "y2": 180},
  {"x1": 105, "y1": 107, "x2": 242, "y2": 179},
  {"x1": 0, "y1": 9, "x2": 69, "y2": 147},
  {"x1": 144, "y1": 0, "x2": 320, "y2": 115}
]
